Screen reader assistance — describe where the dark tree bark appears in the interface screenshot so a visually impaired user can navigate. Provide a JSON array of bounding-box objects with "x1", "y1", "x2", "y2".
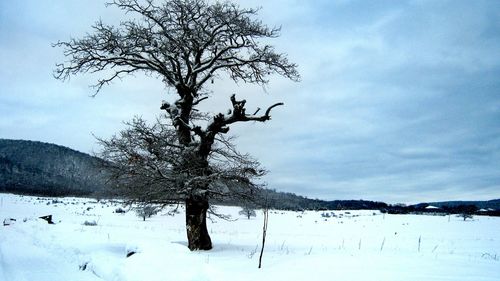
[
  {"x1": 56, "y1": 0, "x2": 299, "y2": 251},
  {"x1": 185, "y1": 197, "x2": 212, "y2": 250}
]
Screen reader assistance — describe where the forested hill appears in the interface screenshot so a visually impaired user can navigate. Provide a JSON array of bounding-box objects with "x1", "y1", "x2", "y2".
[
  {"x1": 0, "y1": 139, "x2": 107, "y2": 196},
  {"x1": 0, "y1": 139, "x2": 389, "y2": 210},
  {"x1": 1, "y1": 139, "x2": 498, "y2": 212},
  {"x1": 423, "y1": 199, "x2": 500, "y2": 210},
  {"x1": 259, "y1": 190, "x2": 389, "y2": 211}
]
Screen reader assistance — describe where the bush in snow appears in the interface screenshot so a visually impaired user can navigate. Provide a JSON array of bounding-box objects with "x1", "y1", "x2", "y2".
[
  {"x1": 126, "y1": 244, "x2": 139, "y2": 258},
  {"x1": 3, "y1": 218, "x2": 16, "y2": 226},
  {"x1": 456, "y1": 204, "x2": 477, "y2": 221},
  {"x1": 239, "y1": 206, "x2": 257, "y2": 219},
  {"x1": 460, "y1": 213, "x2": 474, "y2": 221},
  {"x1": 114, "y1": 207, "x2": 127, "y2": 214},
  {"x1": 83, "y1": 220, "x2": 97, "y2": 226},
  {"x1": 135, "y1": 205, "x2": 160, "y2": 221}
]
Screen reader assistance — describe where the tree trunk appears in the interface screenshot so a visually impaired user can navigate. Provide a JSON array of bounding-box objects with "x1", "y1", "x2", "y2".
[{"x1": 185, "y1": 197, "x2": 212, "y2": 251}]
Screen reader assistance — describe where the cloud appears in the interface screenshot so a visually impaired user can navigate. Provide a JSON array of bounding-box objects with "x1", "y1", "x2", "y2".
[{"x1": 1, "y1": 0, "x2": 499, "y2": 203}]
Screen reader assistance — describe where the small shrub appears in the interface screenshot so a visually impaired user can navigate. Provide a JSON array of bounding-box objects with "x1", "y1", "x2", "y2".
[
  {"x1": 166, "y1": 207, "x2": 180, "y2": 216},
  {"x1": 239, "y1": 207, "x2": 257, "y2": 219},
  {"x1": 79, "y1": 262, "x2": 89, "y2": 271},
  {"x1": 135, "y1": 205, "x2": 160, "y2": 221},
  {"x1": 460, "y1": 213, "x2": 473, "y2": 221},
  {"x1": 3, "y1": 218, "x2": 16, "y2": 226},
  {"x1": 83, "y1": 220, "x2": 97, "y2": 226},
  {"x1": 114, "y1": 207, "x2": 126, "y2": 214}
]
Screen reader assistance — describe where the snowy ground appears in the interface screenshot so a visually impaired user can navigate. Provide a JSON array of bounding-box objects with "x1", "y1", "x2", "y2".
[{"x1": 0, "y1": 193, "x2": 499, "y2": 281}]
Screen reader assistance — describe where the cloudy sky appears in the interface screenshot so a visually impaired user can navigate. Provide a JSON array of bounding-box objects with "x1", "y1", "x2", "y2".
[{"x1": 1, "y1": 0, "x2": 499, "y2": 203}]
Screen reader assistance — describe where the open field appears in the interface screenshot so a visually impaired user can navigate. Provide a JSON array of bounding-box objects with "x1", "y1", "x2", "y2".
[{"x1": 1, "y1": 193, "x2": 499, "y2": 281}]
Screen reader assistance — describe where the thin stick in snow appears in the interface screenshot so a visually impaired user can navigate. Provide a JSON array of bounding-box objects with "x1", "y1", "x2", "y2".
[
  {"x1": 258, "y1": 207, "x2": 269, "y2": 269},
  {"x1": 418, "y1": 235, "x2": 422, "y2": 252},
  {"x1": 432, "y1": 244, "x2": 439, "y2": 253},
  {"x1": 306, "y1": 246, "x2": 313, "y2": 255}
]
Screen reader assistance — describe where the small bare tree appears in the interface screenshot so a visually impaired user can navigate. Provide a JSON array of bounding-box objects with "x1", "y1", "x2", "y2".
[
  {"x1": 239, "y1": 206, "x2": 257, "y2": 219},
  {"x1": 135, "y1": 204, "x2": 161, "y2": 221},
  {"x1": 55, "y1": 0, "x2": 299, "y2": 250},
  {"x1": 460, "y1": 212, "x2": 474, "y2": 221}
]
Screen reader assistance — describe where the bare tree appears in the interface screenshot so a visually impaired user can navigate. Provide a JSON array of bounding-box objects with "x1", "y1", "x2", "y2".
[
  {"x1": 134, "y1": 204, "x2": 160, "y2": 221},
  {"x1": 239, "y1": 206, "x2": 257, "y2": 219},
  {"x1": 54, "y1": 0, "x2": 299, "y2": 250},
  {"x1": 454, "y1": 204, "x2": 477, "y2": 221}
]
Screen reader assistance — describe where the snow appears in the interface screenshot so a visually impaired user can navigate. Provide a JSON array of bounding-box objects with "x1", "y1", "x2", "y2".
[
  {"x1": 1, "y1": 193, "x2": 499, "y2": 281},
  {"x1": 425, "y1": 205, "x2": 440, "y2": 209}
]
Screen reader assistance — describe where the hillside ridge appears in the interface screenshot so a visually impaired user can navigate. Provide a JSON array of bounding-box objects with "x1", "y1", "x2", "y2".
[
  {"x1": 0, "y1": 138, "x2": 107, "y2": 196},
  {"x1": 1, "y1": 139, "x2": 498, "y2": 211}
]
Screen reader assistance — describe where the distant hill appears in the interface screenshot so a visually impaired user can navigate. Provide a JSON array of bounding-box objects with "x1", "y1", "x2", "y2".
[
  {"x1": 260, "y1": 190, "x2": 388, "y2": 211},
  {"x1": 382, "y1": 200, "x2": 500, "y2": 215},
  {"x1": 0, "y1": 139, "x2": 108, "y2": 196},
  {"x1": 1, "y1": 139, "x2": 498, "y2": 212},
  {"x1": 0, "y1": 139, "x2": 389, "y2": 210},
  {"x1": 421, "y1": 199, "x2": 500, "y2": 210}
]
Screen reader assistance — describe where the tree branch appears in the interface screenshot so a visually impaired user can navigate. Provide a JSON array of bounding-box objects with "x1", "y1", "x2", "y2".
[
  {"x1": 54, "y1": 0, "x2": 299, "y2": 96},
  {"x1": 196, "y1": 94, "x2": 283, "y2": 157}
]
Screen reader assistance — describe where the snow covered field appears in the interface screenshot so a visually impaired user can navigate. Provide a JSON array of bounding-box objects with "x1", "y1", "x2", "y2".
[{"x1": 1, "y1": 193, "x2": 499, "y2": 281}]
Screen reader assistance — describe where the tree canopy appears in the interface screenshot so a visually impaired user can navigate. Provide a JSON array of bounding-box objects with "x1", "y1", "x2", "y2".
[{"x1": 54, "y1": 0, "x2": 299, "y2": 95}]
